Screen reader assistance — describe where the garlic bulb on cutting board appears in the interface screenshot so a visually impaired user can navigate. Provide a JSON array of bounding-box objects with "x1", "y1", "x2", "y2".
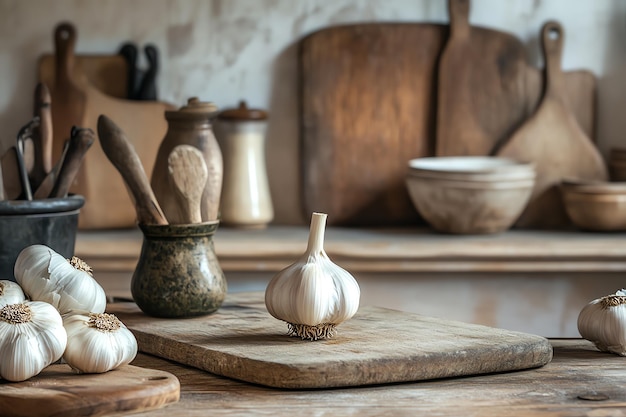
[
  {"x1": 578, "y1": 289, "x2": 626, "y2": 355},
  {"x1": 63, "y1": 312, "x2": 138, "y2": 374},
  {"x1": 265, "y1": 212, "x2": 360, "y2": 340},
  {"x1": 0, "y1": 301, "x2": 67, "y2": 381},
  {"x1": 0, "y1": 280, "x2": 26, "y2": 307},
  {"x1": 14, "y1": 245, "x2": 106, "y2": 315}
]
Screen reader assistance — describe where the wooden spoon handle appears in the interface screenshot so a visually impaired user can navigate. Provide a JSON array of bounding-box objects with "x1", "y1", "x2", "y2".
[
  {"x1": 49, "y1": 127, "x2": 94, "y2": 198},
  {"x1": 34, "y1": 82, "x2": 53, "y2": 175},
  {"x1": 167, "y1": 145, "x2": 208, "y2": 224},
  {"x1": 97, "y1": 115, "x2": 168, "y2": 225},
  {"x1": 448, "y1": 0, "x2": 470, "y2": 39}
]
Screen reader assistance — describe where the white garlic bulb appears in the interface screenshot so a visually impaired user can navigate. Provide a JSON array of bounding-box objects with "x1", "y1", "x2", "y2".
[
  {"x1": 63, "y1": 312, "x2": 138, "y2": 374},
  {"x1": 14, "y1": 245, "x2": 106, "y2": 315},
  {"x1": 0, "y1": 301, "x2": 67, "y2": 381},
  {"x1": 265, "y1": 212, "x2": 360, "y2": 340},
  {"x1": 578, "y1": 289, "x2": 626, "y2": 355},
  {"x1": 0, "y1": 280, "x2": 26, "y2": 307}
]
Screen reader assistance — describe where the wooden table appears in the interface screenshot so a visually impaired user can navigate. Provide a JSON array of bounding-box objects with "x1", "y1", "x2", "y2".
[{"x1": 106, "y1": 339, "x2": 626, "y2": 416}]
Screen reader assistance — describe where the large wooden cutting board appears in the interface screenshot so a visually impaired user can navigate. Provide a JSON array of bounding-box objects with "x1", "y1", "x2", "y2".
[
  {"x1": 0, "y1": 364, "x2": 180, "y2": 417},
  {"x1": 300, "y1": 23, "x2": 447, "y2": 226},
  {"x1": 495, "y1": 22, "x2": 607, "y2": 229},
  {"x1": 109, "y1": 293, "x2": 553, "y2": 389}
]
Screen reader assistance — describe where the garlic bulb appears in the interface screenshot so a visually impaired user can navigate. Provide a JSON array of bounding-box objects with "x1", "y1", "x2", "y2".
[
  {"x1": 265, "y1": 212, "x2": 360, "y2": 340},
  {"x1": 63, "y1": 312, "x2": 138, "y2": 374},
  {"x1": 578, "y1": 289, "x2": 626, "y2": 355},
  {"x1": 14, "y1": 245, "x2": 106, "y2": 315},
  {"x1": 0, "y1": 301, "x2": 67, "y2": 381},
  {"x1": 0, "y1": 280, "x2": 26, "y2": 307}
]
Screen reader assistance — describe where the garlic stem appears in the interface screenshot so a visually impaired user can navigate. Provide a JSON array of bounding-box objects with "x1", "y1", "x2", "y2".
[{"x1": 306, "y1": 212, "x2": 327, "y2": 255}]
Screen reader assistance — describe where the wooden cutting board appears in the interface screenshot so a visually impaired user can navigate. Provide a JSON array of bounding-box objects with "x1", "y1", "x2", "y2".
[
  {"x1": 109, "y1": 293, "x2": 553, "y2": 389},
  {"x1": 300, "y1": 23, "x2": 447, "y2": 226},
  {"x1": 46, "y1": 23, "x2": 173, "y2": 229},
  {"x1": 436, "y1": 0, "x2": 529, "y2": 157},
  {"x1": 0, "y1": 364, "x2": 180, "y2": 417},
  {"x1": 495, "y1": 21, "x2": 607, "y2": 229}
]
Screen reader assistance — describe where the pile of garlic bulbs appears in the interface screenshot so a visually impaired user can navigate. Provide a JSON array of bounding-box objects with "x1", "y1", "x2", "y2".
[{"x1": 0, "y1": 244, "x2": 137, "y2": 382}]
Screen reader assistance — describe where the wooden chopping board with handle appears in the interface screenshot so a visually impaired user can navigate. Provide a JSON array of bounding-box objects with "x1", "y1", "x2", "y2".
[
  {"x1": 109, "y1": 292, "x2": 553, "y2": 390},
  {"x1": 300, "y1": 23, "x2": 447, "y2": 226},
  {"x1": 436, "y1": 0, "x2": 597, "y2": 157},
  {"x1": 0, "y1": 364, "x2": 180, "y2": 417},
  {"x1": 47, "y1": 23, "x2": 174, "y2": 229},
  {"x1": 494, "y1": 21, "x2": 607, "y2": 229}
]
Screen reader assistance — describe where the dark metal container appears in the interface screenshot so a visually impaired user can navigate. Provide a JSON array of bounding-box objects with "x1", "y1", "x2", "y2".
[{"x1": 0, "y1": 195, "x2": 85, "y2": 281}]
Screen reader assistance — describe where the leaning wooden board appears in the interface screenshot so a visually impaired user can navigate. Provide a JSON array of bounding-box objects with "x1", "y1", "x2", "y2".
[
  {"x1": 0, "y1": 364, "x2": 180, "y2": 417},
  {"x1": 110, "y1": 293, "x2": 553, "y2": 389},
  {"x1": 300, "y1": 23, "x2": 447, "y2": 226}
]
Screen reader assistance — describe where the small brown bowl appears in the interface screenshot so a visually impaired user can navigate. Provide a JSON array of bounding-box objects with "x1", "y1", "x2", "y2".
[{"x1": 561, "y1": 183, "x2": 626, "y2": 231}]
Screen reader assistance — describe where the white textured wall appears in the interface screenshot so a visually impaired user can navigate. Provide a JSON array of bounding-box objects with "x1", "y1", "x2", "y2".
[{"x1": 1, "y1": 0, "x2": 626, "y2": 224}]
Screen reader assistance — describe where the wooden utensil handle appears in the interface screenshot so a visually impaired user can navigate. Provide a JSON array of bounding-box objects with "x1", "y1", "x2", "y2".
[
  {"x1": 49, "y1": 127, "x2": 94, "y2": 198},
  {"x1": 97, "y1": 115, "x2": 168, "y2": 225},
  {"x1": 34, "y1": 83, "x2": 53, "y2": 174},
  {"x1": 542, "y1": 21, "x2": 565, "y2": 95},
  {"x1": 448, "y1": 0, "x2": 470, "y2": 39}
]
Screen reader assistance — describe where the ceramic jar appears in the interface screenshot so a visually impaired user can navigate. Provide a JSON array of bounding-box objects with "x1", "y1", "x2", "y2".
[
  {"x1": 131, "y1": 221, "x2": 227, "y2": 318},
  {"x1": 151, "y1": 98, "x2": 222, "y2": 224},
  {"x1": 216, "y1": 101, "x2": 273, "y2": 228}
]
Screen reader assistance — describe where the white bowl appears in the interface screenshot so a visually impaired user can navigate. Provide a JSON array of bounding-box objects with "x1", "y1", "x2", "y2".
[{"x1": 408, "y1": 157, "x2": 535, "y2": 181}]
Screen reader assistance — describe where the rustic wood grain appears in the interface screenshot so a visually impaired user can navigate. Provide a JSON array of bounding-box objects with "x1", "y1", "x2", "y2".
[
  {"x1": 103, "y1": 340, "x2": 626, "y2": 417},
  {"x1": 300, "y1": 23, "x2": 447, "y2": 226},
  {"x1": 0, "y1": 364, "x2": 179, "y2": 417},
  {"x1": 495, "y1": 22, "x2": 607, "y2": 229},
  {"x1": 109, "y1": 292, "x2": 552, "y2": 389},
  {"x1": 167, "y1": 145, "x2": 208, "y2": 224},
  {"x1": 437, "y1": 0, "x2": 529, "y2": 157}
]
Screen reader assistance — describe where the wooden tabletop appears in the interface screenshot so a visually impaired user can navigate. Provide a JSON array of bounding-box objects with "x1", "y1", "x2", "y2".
[{"x1": 105, "y1": 339, "x2": 626, "y2": 416}]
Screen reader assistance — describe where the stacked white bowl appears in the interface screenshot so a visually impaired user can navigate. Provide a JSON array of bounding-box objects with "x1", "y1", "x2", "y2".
[{"x1": 406, "y1": 156, "x2": 536, "y2": 234}]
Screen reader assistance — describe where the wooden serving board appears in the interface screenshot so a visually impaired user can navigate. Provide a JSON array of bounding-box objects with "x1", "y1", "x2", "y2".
[
  {"x1": 109, "y1": 293, "x2": 553, "y2": 389},
  {"x1": 300, "y1": 23, "x2": 447, "y2": 226},
  {"x1": 0, "y1": 364, "x2": 180, "y2": 417}
]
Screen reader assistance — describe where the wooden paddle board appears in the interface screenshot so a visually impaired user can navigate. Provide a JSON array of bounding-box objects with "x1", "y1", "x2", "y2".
[
  {"x1": 109, "y1": 292, "x2": 553, "y2": 389},
  {"x1": 300, "y1": 23, "x2": 447, "y2": 226},
  {"x1": 495, "y1": 21, "x2": 607, "y2": 229},
  {"x1": 0, "y1": 364, "x2": 180, "y2": 417}
]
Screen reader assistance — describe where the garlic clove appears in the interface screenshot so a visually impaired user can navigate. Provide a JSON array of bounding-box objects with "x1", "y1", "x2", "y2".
[
  {"x1": 14, "y1": 245, "x2": 106, "y2": 315},
  {"x1": 265, "y1": 212, "x2": 360, "y2": 340},
  {"x1": 578, "y1": 289, "x2": 626, "y2": 356},
  {"x1": 63, "y1": 312, "x2": 138, "y2": 374},
  {"x1": 0, "y1": 301, "x2": 67, "y2": 381},
  {"x1": 0, "y1": 280, "x2": 26, "y2": 307}
]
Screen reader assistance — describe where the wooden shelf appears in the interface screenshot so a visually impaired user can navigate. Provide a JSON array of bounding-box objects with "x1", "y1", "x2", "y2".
[{"x1": 75, "y1": 226, "x2": 626, "y2": 273}]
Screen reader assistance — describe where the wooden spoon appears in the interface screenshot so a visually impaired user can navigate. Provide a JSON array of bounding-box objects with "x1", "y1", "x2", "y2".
[
  {"x1": 167, "y1": 145, "x2": 208, "y2": 224},
  {"x1": 33, "y1": 83, "x2": 54, "y2": 178},
  {"x1": 97, "y1": 114, "x2": 168, "y2": 225},
  {"x1": 49, "y1": 127, "x2": 94, "y2": 198}
]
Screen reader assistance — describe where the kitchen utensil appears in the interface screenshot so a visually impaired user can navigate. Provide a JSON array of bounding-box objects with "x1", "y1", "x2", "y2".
[
  {"x1": 38, "y1": 22, "x2": 128, "y2": 99},
  {"x1": 31, "y1": 83, "x2": 53, "y2": 186},
  {"x1": 1, "y1": 147, "x2": 22, "y2": 200},
  {"x1": 0, "y1": 363, "x2": 179, "y2": 417},
  {"x1": 216, "y1": 101, "x2": 273, "y2": 228},
  {"x1": 15, "y1": 122, "x2": 37, "y2": 201},
  {"x1": 436, "y1": 0, "x2": 529, "y2": 157},
  {"x1": 131, "y1": 221, "x2": 227, "y2": 318},
  {"x1": 97, "y1": 115, "x2": 167, "y2": 225},
  {"x1": 560, "y1": 183, "x2": 626, "y2": 231},
  {"x1": 49, "y1": 127, "x2": 94, "y2": 198},
  {"x1": 118, "y1": 42, "x2": 140, "y2": 100},
  {"x1": 33, "y1": 139, "x2": 70, "y2": 199},
  {"x1": 47, "y1": 22, "x2": 173, "y2": 228},
  {"x1": 301, "y1": 23, "x2": 447, "y2": 226},
  {"x1": 0, "y1": 159, "x2": 4, "y2": 201},
  {"x1": 152, "y1": 98, "x2": 222, "y2": 223},
  {"x1": 167, "y1": 145, "x2": 208, "y2": 224},
  {"x1": 109, "y1": 293, "x2": 552, "y2": 389},
  {"x1": 137, "y1": 44, "x2": 159, "y2": 100},
  {"x1": 494, "y1": 21, "x2": 607, "y2": 229}
]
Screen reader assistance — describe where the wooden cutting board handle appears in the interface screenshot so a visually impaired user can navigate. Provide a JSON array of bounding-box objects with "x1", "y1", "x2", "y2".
[
  {"x1": 54, "y1": 23, "x2": 77, "y2": 89},
  {"x1": 448, "y1": 0, "x2": 470, "y2": 39},
  {"x1": 542, "y1": 21, "x2": 566, "y2": 97}
]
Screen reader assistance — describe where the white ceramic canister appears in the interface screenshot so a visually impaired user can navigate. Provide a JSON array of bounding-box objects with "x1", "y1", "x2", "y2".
[{"x1": 215, "y1": 101, "x2": 273, "y2": 228}]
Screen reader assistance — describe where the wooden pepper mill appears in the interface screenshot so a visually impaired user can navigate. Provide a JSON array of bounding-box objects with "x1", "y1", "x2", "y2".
[
  {"x1": 151, "y1": 97, "x2": 222, "y2": 224},
  {"x1": 215, "y1": 101, "x2": 273, "y2": 228}
]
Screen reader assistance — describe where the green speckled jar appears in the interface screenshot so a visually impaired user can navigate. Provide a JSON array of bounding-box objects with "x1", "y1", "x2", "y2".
[{"x1": 131, "y1": 221, "x2": 227, "y2": 318}]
